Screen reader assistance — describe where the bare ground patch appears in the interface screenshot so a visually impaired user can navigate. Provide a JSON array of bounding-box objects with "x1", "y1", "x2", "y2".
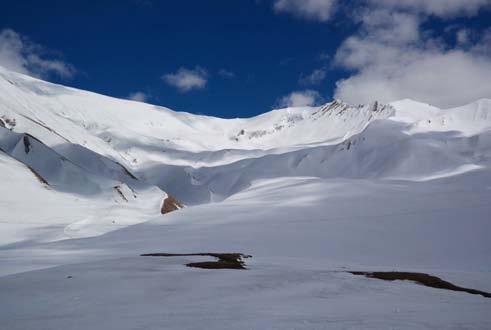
[
  {"x1": 141, "y1": 253, "x2": 252, "y2": 269},
  {"x1": 349, "y1": 271, "x2": 491, "y2": 298}
]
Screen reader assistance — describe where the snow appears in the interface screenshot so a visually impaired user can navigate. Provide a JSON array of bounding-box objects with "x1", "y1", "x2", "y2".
[
  {"x1": 409, "y1": 99, "x2": 491, "y2": 136},
  {"x1": 389, "y1": 98, "x2": 441, "y2": 123},
  {"x1": 1, "y1": 176, "x2": 491, "y2": 329},
  {"x1": 1, "y1": 65, "x2": 491, "y2": 329}
]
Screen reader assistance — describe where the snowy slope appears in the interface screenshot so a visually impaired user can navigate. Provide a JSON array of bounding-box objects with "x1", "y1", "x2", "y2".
[
  {"x1": 0, "y1": 137, "x2": 166, "y2": 244},
  {"x1": 2, "y1": 65, "x2": 490, "y2": 204},
  {"x1": 1, "y1": 175, "x2": 490, "y2": 329},
  {"x1": 409, "y1": 99, "x2": 491, "y2": 135},
  {"x1": 0, "y1": 66, "x2": 394, "y2": 159},
  {"x1": 1, "y1": 63, "x2": 490, "y2": 240},
  {"x1": 1, "y1": 66, "x2": 491, "y2": 329}
]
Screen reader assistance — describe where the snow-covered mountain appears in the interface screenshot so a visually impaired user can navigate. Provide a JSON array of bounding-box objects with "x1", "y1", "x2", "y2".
[
  {"x1": 2, "y1": 66, "x2": 490, "y2": 204},
  {"x1": 1, "y1": 66, "x2": 491, "y2": 329}
]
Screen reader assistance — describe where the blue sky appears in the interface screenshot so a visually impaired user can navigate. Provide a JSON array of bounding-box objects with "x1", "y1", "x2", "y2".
[{"x1": 1, "y1": 0, "x2": 490, "y2": 118}]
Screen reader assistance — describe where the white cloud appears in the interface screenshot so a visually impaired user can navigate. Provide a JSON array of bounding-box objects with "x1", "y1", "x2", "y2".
[
  {"x1": 456, "y1": 29, "x2": 471, "y2": 45},
  {"x1": 162, "y1": 66, "x2": 207, "y2": 92},
  {"x1": 278, "y1": 90, "x2": 322, "y2": 107},
  {"x1": 0, "y1": 29, "x2": 75, "y2": 79},
  {"x1": 368, "y1": 0, "x2": 490, "y2": 18},
  {"x1": 332, "y1": 2, "x2": 491, "y2": 108},
  {"x1": 218, "y1": 69, "x2": 235, "y2": 78},
  {"x1": 357, "y1": 8, "x2": 421, "y2": 45},
  {"x1": 272, "y1": 0, "x2": 490, "y2": 21},
  {"x1": 269, "y1": 0, "x2": 491, "y2": 107},
  {"x1": 273, "y1": 0, "x2": 336, "y2": 21},
  {"x1": 127, "y1": 91, "x2": 148, "y2": 102},
  {"x1": 335, "y1": 49, "x2": 491, "y2": 108},
  {"x1": 300, "y1": 68, "x2": 327, "y2": 85}
]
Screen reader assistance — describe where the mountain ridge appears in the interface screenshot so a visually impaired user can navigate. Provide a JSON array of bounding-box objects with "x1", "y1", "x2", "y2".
[{"x1": 1, "y1": 65, "x2": 490, "y2": 239}]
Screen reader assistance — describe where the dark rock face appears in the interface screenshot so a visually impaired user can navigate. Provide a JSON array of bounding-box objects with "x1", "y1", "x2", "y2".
[{"x1": 161, "y1": 195, "x2": 184, "y2": 214}]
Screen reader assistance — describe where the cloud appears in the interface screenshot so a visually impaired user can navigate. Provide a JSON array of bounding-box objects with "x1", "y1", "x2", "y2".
[
  {"x1": 299, "y1": 68, "x2": 327, "y2": 85},
  {"x1": 127, "y1": 91, "x2": 149, "y2": 102},
  {"x1": 162, "y1": 66, "x2": 207, "y2": 92},
  {"x1": 471, "y1": 28, "x2": 491, "y2": 55},
  {"x1": 273, "y1": 0, "x2": 336, "y2": 22},
  {"x1": 356, "y1": 8, "x2": 421, "y2": 45},
  {"x1": 268, "y1": 0, "x2": 491, "y2": 107},
  {"x1": 367, "y1": 0, "x2": 490, "y2": 18},
  {"x1": 456, "y1": 29, "x2": 471, "y2": 45},
  {"x1": 0, "y1": 29, "x2": 75, "y2": 79},
  {"x1": 332, "y1": 2, "x2": 491, "y2": 108},
  {"x1": 335, "y1": 49, "x2": 491, "y2": 108},
  {"x1": 272, "y1": 0, "x2": 490, "y2": 21},
  {"x1": 218, "y1": 68, "x2": 235, "y2": 78},
  {"x1": 278, "y1": 90, "x2": 322, "y2": 107}
]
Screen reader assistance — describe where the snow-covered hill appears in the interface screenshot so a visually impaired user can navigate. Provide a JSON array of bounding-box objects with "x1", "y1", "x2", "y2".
[
  {"x1": 1, "y1": 66, "x2": 490, "y2": 329},
  {"x1": 2, "y1": 65, "x2": 490, "y2": 205}
]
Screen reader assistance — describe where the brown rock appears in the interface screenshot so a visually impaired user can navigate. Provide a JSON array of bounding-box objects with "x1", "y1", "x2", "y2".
[{"x1": 161, "y1": 195, "x2": 183, "y2": 214}]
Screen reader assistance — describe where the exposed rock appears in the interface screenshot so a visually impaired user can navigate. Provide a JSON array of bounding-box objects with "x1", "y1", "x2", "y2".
[{"x1": 161, "y1": 195, "x2": 184, "y2": 214}]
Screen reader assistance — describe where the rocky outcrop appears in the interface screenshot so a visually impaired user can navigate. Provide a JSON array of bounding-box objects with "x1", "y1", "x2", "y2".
[{"x1": 161, "y1": 195, "x2": 184, "y2": 214}]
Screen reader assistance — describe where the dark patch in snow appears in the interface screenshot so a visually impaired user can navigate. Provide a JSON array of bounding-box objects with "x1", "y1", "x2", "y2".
[
  {"x1": 141, "y1": 253, "x2": 252, "y2": 270},
  {"x1": 23, "y1": 136, "x2": 31, "y2": 154},
  {"x1": 114, "y1": 186, "x2": 128, "y2": 202},
  {"x1": 0, "y1": 116, "x2": 16, "y2": 130},
  {"x1": 161, "y1": 195, "x2": 184, "y2": 214},
  {"x1": 349, "y1": 271, "x2": 491, "y2": 298}
]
